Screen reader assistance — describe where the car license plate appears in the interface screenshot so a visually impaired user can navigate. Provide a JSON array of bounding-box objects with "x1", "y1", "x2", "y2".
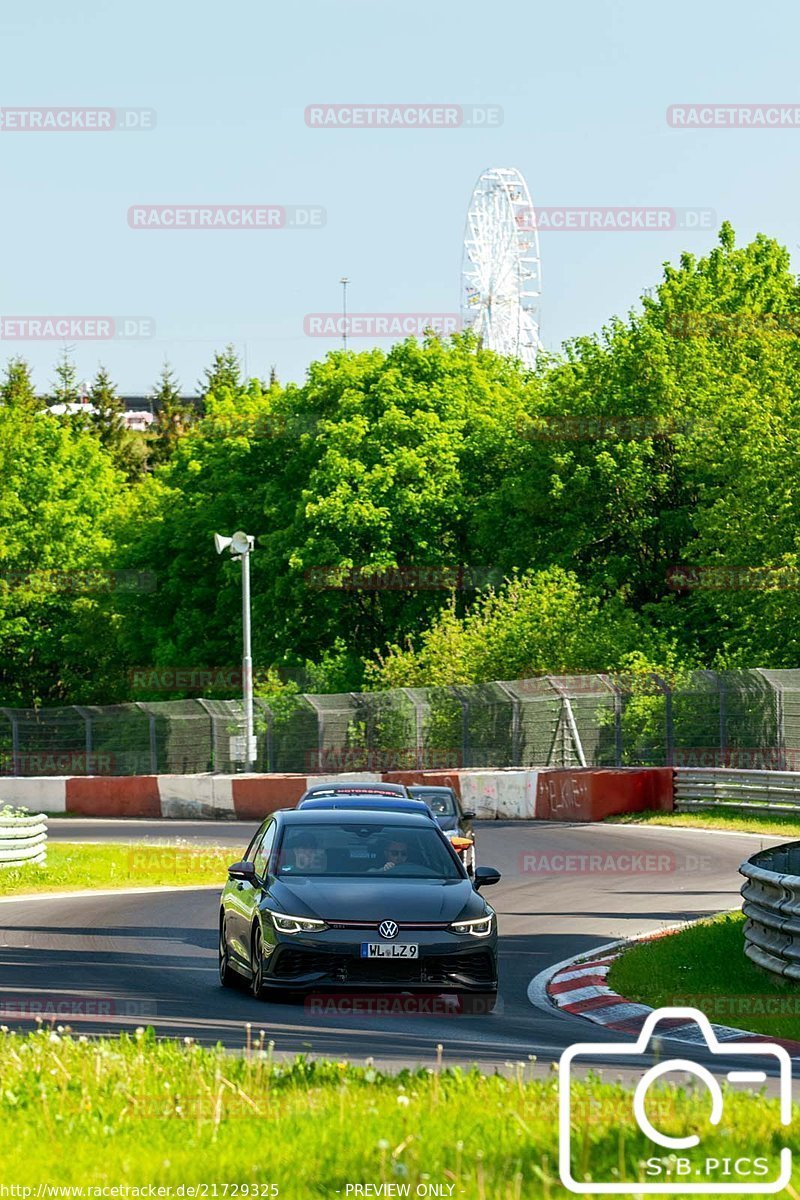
[{"x1": 360, "y1": 943, "x2": 419, "y2": 959}]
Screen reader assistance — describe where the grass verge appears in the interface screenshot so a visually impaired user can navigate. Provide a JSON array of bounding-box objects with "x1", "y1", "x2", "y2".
[
  {"x1": 0, "y1": 842, "x2": 236, "y2": 897},
  {"x1": 0, "y1": 1028, "x2": 795, "y2": 1195},
  {"x1": 608, "y1": 911, "x2": 800, "y2": 1040},
  {"x1": 606, "y1": 808, "x2": 800, "y2": 838}
]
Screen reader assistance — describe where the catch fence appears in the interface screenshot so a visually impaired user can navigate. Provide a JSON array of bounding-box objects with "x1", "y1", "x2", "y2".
[{"x1": 2, "y1": 668, "x2": 800, "y2": 777}]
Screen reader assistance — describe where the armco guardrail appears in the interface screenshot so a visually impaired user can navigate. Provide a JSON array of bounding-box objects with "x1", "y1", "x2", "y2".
[
  {"x1": 0, "y1": 810, "x2": 47, "y2": 868},
  {"x1": 675, "y1": 767, "x2": 800, "y2": 814},
  {"x1": 740, "y1": 842, "x2": 800, "y2": 980}
]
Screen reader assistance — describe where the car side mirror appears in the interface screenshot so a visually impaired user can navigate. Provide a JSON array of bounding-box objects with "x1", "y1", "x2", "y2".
[
  {"x1": 462, "y1": 809, "x2": 476, "y2": 820},
  {"x1": 228, "y1": 860, "x2": 257, "y2": 882},
  {"x1": 473, "y1": 866, "x2": 500, "y2": 890}
]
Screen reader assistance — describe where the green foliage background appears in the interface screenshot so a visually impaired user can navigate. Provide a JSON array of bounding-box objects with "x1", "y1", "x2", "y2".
[{"x1": 4, "y1": 224, "x2": 800, "y2": 706}]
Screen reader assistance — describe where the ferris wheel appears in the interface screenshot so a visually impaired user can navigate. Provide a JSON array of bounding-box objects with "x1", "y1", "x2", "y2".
[{"x1": 461, "y1": 167, "x2": 542, "y2": 369}]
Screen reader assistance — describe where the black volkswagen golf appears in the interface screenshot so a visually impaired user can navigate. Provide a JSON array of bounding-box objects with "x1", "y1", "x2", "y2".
[{"x1": 219, "y1": 810, "x2": 501, "y2": 1008}]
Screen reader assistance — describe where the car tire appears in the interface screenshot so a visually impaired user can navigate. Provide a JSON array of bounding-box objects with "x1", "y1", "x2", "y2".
[
  {"x1": 250, "y1": 923, "x2": 265, "y2": 999},
  {"x1": 219, "y1": 919, "x2": 238, "y2": 988},
  {"x1": 459, "y1": 991, "x2": 497, "y2": 1015}
]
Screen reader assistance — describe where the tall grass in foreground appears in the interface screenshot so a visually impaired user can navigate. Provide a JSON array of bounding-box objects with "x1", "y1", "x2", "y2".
[{"x1": 0, "y1": 1028, "x2": 795, "y2": 1197}]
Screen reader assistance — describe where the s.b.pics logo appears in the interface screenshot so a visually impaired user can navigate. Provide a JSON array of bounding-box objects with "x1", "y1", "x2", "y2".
[{"x1": 559, "y1": 1008, "x2": 792, "y2": 1194}]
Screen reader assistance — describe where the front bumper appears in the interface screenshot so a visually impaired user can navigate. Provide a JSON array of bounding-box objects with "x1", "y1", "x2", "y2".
[{"x1": 261, "y1": 927, "x2": 497, "y2": 992}]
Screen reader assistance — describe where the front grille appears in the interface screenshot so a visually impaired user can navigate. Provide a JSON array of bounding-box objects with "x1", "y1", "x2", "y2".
[
  {"x1": 272, "y1": 948, "x2": 332, "y2": 978},
  {"x1": 271, "y1": 946, "x2": 495, "y2": 985},
  {"x1": 447, "y1": 951, "x2": 495, "y2": 983},
  {"x1": 326, "y1": 921, "x2": 450, "y2": 931}
]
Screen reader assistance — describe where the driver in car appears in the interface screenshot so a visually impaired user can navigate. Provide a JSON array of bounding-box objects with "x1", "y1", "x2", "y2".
[{"x1": 374, "y1": 837, "x2": 411, "y2": 872}]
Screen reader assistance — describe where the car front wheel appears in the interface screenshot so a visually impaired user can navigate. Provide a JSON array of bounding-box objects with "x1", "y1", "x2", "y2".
[
  {"x1": 219, "y1": 919, "x2": 237, "y2": 988},
  {"x1": 250, "y1": 923, "x2": 265, "y2": 998}
]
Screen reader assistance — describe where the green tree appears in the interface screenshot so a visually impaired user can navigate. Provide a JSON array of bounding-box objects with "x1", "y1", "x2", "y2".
[
  {"x1": 366, "y1": 568, "x2": 670, "y2": 687},
  {"x1": 0, "y1": 401, "x2": 128, "y2": 706},
  {"x1": 89, "y1": 366, "x2": 148, "y2": 481},
  {"x1": 50, "y1": 349, "x2": 82, "y2": 407},
  {"x1": 89, "y1": 366, "x2": 126, "y2": 453},
  {"x1": 200, "y1": 345, "x2": 242, "y2": 400},
  {"x1": 0, "y1": 358, "x2": 41, "y2": 411},
  {"x1": 150, "y1": 362, "x2": 192, "y2": 467}
]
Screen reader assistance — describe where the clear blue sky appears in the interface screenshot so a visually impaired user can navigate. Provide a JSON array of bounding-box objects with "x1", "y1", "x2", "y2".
[{"x1": 1, "y1": 0, "x2": 796, "y2": 394}]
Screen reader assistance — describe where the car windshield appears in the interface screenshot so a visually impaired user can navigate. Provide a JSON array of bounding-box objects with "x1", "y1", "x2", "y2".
[
  {"x1": 416, "y1": 790, "x2": 457, "y2": 817},
  {"x1": 276, "y1": 822, "x2": 462, "y2": 879}
]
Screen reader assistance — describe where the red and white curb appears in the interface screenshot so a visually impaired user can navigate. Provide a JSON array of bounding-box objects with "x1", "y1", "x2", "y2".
[{"x1": 529, "y1": 931, "x2": 800, "y2": 1058}]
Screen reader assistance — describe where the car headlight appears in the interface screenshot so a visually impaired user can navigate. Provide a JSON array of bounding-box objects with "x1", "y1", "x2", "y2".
[
  {"x1": 266, "y1": 910, "x2": 328, "y2": 934},
  {"x1": 450, "y1": 913, "x2": 494, "y2": 938}
]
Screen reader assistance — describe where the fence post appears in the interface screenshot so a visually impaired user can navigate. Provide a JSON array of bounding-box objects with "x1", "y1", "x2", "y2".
[
  {"x1": 402, "y1": 688, "x2": 424, "y2": 770},
  {"x1": 495, "y1": 681, "x2": 521, "y2": 767},
  {"x1": 135, "y1": 703, "x2": 158, "y2": 773},
  {"x1": 304, "y1": 696, "x2": 325, "y2": 772},
  {"x1": 74, "y1": 705, "x2": 93, "y2": 769},
  {"x1": 718, "y1": 672, "x2": 727, "y2": 764},
  {"x1": 599, "y1": 675, "x2": 623, "y2": 767},
  {"x1": 0, "y1": 709, "x2": 20, "y2": 776},
  {"x1": 452, "y1": 687, "x2": 470, "y2": 769},
  {"x1": 256, "y1": 700, "x2": 275, "y2": 772},
  {"x1": 652, "y1": 674, "x2": 674, "y2": 767}
]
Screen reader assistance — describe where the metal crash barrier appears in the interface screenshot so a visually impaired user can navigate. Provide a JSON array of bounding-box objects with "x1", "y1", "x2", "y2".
[
  {"x1": 0, "y1": 809, "x2": 48, "y2": 868},
  {"x1": 740, "y1": 842, "x2": 800, "y2": 981}
]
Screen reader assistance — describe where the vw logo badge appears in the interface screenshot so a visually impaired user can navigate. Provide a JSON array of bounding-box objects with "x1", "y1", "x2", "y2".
[{"x1": 379, "y1": 920, "x2": 399, "y2": 940}]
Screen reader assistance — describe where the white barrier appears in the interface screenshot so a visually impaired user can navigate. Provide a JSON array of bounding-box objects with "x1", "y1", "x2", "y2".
[
  {"x1": 157, "y1": 774, "x2": 235, "y2": 819},
  {"x1": 0, "y1": 810, "x2": 48, "y2": 868},
  {"x1": 459, "y1": 770, "x2": 540, "y2": 819},
  {"x1": 0, "y1": 777, "x2": 67, "y2": 813}
]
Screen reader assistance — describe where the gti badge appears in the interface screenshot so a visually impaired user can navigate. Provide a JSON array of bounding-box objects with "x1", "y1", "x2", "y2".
[{"x1": 379, "y1": 920, "x2": 399, "y2": 940}]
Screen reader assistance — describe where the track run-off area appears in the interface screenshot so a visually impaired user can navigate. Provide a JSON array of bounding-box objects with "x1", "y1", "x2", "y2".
[{"x1": 1, "y1": 818, "x2": 788, "y2": 1077}]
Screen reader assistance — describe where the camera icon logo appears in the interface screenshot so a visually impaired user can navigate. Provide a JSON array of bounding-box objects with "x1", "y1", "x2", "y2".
[{"x1": 558, "y1": 1007, "x2": 792, "y2": 1194}]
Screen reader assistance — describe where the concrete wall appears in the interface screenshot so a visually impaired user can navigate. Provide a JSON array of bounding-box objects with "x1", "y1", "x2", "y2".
[{"x1": 0, "y1": 768, "x2": 676, "y2": 821}]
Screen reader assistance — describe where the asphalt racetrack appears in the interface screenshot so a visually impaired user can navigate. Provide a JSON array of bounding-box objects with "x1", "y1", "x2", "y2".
[{"x1": 1, "y1": 819, "x2": 787, "y2": 1078}]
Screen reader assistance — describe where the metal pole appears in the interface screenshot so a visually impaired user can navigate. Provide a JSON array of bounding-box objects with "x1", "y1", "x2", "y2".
[{"x1": 242, "y1": 546, "x2": 254, "y2": 771}]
